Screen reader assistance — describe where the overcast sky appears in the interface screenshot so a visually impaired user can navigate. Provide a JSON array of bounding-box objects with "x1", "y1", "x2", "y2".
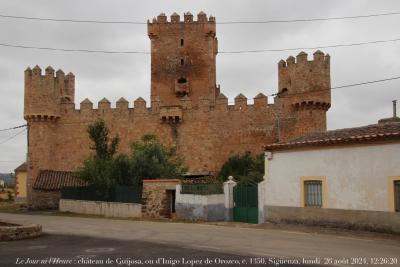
[{"x1": 0, "y1": 0, "x2": 399, "y2": 172}]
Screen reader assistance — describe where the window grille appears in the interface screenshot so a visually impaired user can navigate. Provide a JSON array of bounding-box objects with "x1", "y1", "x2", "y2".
[{"x1": 304, "y1": 180, "x2": 323, "y2": 208}]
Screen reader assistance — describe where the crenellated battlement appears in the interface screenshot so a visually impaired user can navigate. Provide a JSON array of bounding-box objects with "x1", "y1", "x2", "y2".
[
  {"x1": 68, "y1": 93, "x2": 271, "y2": 117},
  {"x1": 277, "y1": 50, "x2": 331, "y2": 108},
  {"x1": 25, "y1": 65, "x2": 74, "y2": 83},
  {"x1": 278, "y1": 50, "x2": 330, "y2": 68},
  {"x1": 148, "y1": 11, "x2": 215, "y2": 25},
  {"x1": 24, "y1": 66, "x2": 75, "y2": 120}
]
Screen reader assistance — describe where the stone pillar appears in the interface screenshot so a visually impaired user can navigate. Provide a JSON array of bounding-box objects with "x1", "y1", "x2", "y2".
[
  {"x1": 261, "y1": 151, "x2": 273, "y2": 223},
  {"x1": 223, "y1": 176, "x2": 237, "y2": 221},
  {"x1": 258, "y1": 181, "x2": 266, "y2": 224}
]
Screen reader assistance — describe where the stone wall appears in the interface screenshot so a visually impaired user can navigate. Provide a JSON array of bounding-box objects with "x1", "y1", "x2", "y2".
[
  {"x1": 30, "y1": 190, "x2": 60, "y2": 210},
  {"x1": 264, "y1": 206, "x2": 400, "y2": 234},
  {"x1": 175, "y1": 184, "x2": 225, "y2": 221},
  {"x1": 141, "y1": 179, "x2": 180, "y2": 219},
  {"x1": 0, "y1": 223, "x2": 42, "y2": 241},
  {"x1": 59, "y1": 199, "x2": 142, "y2": 218}
]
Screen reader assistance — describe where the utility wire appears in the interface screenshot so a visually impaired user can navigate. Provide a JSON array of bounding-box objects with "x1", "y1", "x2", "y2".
[
  {"x1": 0, "y1": 128, "x2": 26, "y2": 145},
  {"x1": 0, "y1": 124, "x2": 27, "y2": 132},
  {"x1": 0, "y1": 11, "x2": 399, "y2": 25},
  {"x1": 272, "y1": 76, "x2": 400, "y2": 97},
  {"x1": 1, "y1": 37, "x2": 400, "y2": 55},
  {"x1": 220, "y1": 38, "x2": 400, "y2": 53}
]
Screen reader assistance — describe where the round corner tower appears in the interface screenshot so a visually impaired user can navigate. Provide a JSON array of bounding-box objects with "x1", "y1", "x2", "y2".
[
  {"x1": 276, "y1": 50, "x2": 331, "y2": 138},
  {"x1": 23, "y1": 65, "x2": 75, "y2": 206}
]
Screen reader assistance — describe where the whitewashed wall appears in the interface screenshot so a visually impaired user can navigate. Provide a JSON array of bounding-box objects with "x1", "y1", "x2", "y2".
[
  {"x1": 60, "y1": 199, "x2": 142, "y2": 218},
  {"x1": 175, "y1": 184, "x2": 225, "y2": 221},
  {"x1": 264, "y1": 143, "x2": 400, "y2": 212}
]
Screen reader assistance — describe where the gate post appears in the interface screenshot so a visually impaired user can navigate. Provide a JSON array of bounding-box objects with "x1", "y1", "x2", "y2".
[
  {"x1": 258, "y1": 181, "x2": 266, "y2": 224},
  {"x1": 223, "y1": 176, "x2": 237, "y2": 221}
]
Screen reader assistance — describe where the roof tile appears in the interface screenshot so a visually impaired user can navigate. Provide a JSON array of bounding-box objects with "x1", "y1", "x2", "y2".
[
  {"x1": 265, "y1": 120, "x2": 400, "y2": 151},
  {"x1": 33, "y1": 170, "x2": 87, "y2": 191}
]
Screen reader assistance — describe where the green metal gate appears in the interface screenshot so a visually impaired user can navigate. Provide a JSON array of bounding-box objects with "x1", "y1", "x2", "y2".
[{"x1": 233, "y1": 184, "x2": 258, "y2": 224}]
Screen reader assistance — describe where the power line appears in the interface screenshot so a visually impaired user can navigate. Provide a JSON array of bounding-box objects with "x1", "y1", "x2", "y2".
[
  {"x1": 0, "y1": 11, "x2": 399, "y2": 25},
  {"x1": 0, "y1": 43, "x2": 149, "y2": 54},
  {"x1": 219, "y1": 11, "x2": 400, "y2": 24},
  {"x1": 0, "y1": 128, "x2": 26, "y2": 145},
  {"x1": 0, "y1": 124, "x2": 27, "y2": 132},
  {"x1": 331, "y1": 76, "x2": 400, "y2": 90},
  {"x1": 272, "y1": 76, "x2": 400, "y2": 97},
  {"x1": 219, "y1": 38, "x2": 400, "y2": 53},
  {"x1": 1, "y1": 37, "x2": 400, "y2": 55}
]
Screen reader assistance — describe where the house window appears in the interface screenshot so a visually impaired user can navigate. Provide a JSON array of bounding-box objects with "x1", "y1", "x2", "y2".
[
  {"x1": 180, "y1": 59, "x2": 184, "y2": 65},
  {"x1": 181, "y1": 39, "x2": 184, "y2": 46},
  {"x1": 395, "y1": 181, "x2": 400, "y2": 212},
  {"x1": 304, "y1": 180, "x2": 323, "y2": 208}
]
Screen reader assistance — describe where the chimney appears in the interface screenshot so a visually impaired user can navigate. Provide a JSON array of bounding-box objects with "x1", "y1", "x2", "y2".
[{"x1": 378, "y1": 100, "x2": 400, "y2": 124}]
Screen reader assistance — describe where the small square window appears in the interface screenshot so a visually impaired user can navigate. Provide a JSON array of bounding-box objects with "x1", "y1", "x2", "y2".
[
  {"x1": 304, "y1": 180, "x2": 322, "y2": 208},
  {"x1": 395, "y1": 181, "x2": 400, "y2": 212}
]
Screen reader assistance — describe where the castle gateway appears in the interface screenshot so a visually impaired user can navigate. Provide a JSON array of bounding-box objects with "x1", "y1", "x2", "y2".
[{"x1": 24, "y1": 12, "x2": 331, "y2": 206}]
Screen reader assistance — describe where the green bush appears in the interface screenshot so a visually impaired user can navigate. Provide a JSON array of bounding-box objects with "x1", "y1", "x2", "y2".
[
  {"x1": 218, "y1": 152, "x2": 264, "y2": 184},
  {"x1": 77, "y1": 122, "x2": 186, "y2": 188},
  {"x1": 130, "y1": 134, "x2": 187, "y2": 184}
]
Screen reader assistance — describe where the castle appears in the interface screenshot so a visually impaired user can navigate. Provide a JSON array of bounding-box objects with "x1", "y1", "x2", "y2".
[{"x1": 24, "y1": 12, "x2": 331, "y2": 206}]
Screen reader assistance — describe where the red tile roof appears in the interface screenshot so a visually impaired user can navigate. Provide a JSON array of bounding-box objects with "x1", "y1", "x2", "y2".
[
  {"x1": 33, "y1": 170, "x2": 87, "y2": 191},
  {"x1": 265, "y1": 120, "x2": 400, "y2": 151}
]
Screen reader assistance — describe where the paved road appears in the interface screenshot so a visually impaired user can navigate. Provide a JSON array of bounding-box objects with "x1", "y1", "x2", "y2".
[
  {"x1": 1, "y1": 213, "x2": 399, "y2": 266},
  {"x1": 1, "y1": 234, "x2": 313, "y2": 267}
]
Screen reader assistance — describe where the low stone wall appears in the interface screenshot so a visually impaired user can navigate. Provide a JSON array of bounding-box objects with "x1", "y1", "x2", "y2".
[
  {"x1": 59, "y1": 199, "x2": 142, "y2": 218},
  {"x1": 176, "y1": 185, "x2": 225, "y2": 221},
  {"x1": 0, "y1": 222, "x2": 42, "y2": 241},
  {"x1": 264, "y1": 205, "x2": 400, "y2": 234}
]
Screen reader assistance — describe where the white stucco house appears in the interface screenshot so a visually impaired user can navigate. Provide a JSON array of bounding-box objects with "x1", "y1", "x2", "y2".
[{"x1": 261, "y1": 117, "x2": 400, "y2": 233}]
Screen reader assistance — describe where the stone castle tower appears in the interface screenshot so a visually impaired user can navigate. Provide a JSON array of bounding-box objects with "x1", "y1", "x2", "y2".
[
  {"x1": 148, "y1": 12, "x2": 219, "y2": 107},
  {"x1": 24, "y1": 12, "x2": 331, "y2": 207}
]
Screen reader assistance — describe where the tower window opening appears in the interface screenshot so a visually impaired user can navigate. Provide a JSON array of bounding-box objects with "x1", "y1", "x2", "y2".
[
  {"x1": 177, "y1": 77, "x2": 187, "y2": 84},
  {"x1": 280, "y1": 88, "x2": 288, "y2": 97},
  {"x1": 181, "y1": 59, "x2": 184, "y2": 65},
  {"x1": 181, "y1": 39, "x2": 184, "y2": 46}
]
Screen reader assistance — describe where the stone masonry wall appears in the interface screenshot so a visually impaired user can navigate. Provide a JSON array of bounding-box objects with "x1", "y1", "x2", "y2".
[
  {"x1": 142, "y1": 180, "x2": 180, "y2": 218},
  {"x1": 30, "y1": 190, "x2": 60, "y2": 210},
  {"x1": 0, "y1": 223, "x2": 42, "y2": 241}
]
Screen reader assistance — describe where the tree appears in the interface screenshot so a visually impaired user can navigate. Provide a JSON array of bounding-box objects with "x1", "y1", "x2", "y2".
[
  {"x1": 87, "y1": 121, "x2": 119, "y2": 160},
  {"x1": 218, "y1": 152, "x2": 264, "y2": 184},
  {"x1": 130, "y1": 134, "x2": 186, "y2": 184},
  {"x1": 77, "y1": 121, "x2": 130, "y2": 188},
  {"x1": 78, "y1": 123, "x2": 186, "y2": 187}
]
